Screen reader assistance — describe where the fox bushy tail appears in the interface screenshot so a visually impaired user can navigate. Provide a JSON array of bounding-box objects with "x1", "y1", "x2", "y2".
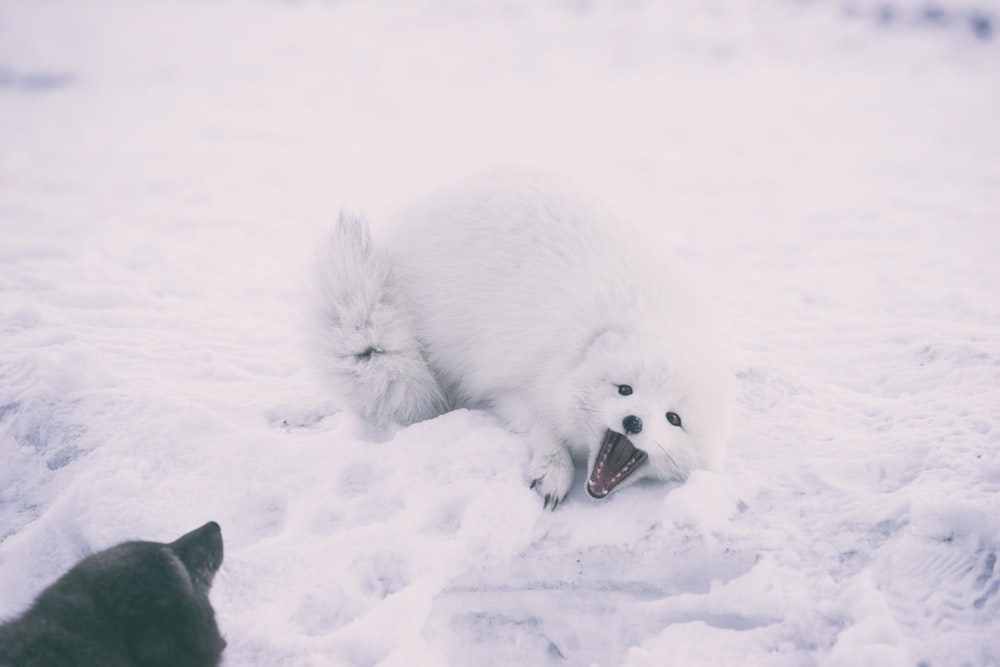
[{"x1": 309, "y1": 212, "x2": 448, "y2": 426}]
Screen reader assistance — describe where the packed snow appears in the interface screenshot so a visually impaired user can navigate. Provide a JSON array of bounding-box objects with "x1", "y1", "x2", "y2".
[{"x1": 1, "y1": 1, "x2": 999, "y2": 665}]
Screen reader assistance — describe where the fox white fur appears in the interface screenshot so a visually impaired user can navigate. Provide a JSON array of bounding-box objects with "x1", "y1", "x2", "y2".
[{"x1": 309, "y1": 176, "x2": 731, "y2": 507}]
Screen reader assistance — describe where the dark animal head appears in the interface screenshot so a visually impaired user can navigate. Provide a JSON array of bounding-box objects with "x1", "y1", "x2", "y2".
[{"x1": 86, "y1": 521, "x2": 227, "y2": 667}]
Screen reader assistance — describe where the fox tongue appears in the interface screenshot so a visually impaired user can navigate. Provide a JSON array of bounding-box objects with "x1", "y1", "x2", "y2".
[{"x1": 586, "y1": 430, "x2": 648, "y2": 499}]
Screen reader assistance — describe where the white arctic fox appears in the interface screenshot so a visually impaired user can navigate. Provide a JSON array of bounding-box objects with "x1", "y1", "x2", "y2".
[{"x1": 309, "y1": 176, "x2": 731, "y2": 508}]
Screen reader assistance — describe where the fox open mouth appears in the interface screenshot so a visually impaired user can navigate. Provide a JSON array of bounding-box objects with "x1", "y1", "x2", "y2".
[{"x1": 586, "y1": 430, "x2": 648, "y2": 499}]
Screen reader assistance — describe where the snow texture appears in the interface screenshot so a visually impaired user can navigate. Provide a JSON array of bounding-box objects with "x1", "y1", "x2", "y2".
[{"x1": 1, "y1": 1, "x2": 998, "y2": 665}]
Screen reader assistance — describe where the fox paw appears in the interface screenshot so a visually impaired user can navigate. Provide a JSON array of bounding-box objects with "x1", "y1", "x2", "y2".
[{"x1": 528, "y1": 449, "x2": 574, "y2": 510}]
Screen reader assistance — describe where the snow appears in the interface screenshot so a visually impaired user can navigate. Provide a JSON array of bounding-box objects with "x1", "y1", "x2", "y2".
[{"x1": 1, "y1": 0, "x2": 999, "y2": 665}]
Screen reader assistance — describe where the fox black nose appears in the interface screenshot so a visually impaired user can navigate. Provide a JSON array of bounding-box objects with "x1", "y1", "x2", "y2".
[{"x1": 622, "y1": 415, "x2": 643, "y2": 435}]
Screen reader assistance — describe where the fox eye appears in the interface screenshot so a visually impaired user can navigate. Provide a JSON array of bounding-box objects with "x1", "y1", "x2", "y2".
[
  {"x1": 666, "y1": 412, "x2": 682, "y2": 427},
  {"x1": 617, "y1": 385, "x2": 633, "y2": 396}
]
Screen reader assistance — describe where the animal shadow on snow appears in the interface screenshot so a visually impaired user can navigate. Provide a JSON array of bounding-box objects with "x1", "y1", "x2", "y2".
[{"x1": 0, "y1": 521, "x2": 226, "y2": 667}]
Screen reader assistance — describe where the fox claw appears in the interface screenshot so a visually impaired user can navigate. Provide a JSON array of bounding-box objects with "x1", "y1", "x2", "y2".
[
  {"x1": 535, "y1": 486, "x2": 566, "y2": 511},
  {"x1": 528, "y1": 460, "x2": 573, "y2": 510}
]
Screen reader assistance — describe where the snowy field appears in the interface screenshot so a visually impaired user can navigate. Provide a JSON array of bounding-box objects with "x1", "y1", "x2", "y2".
[{"x1": 2, "y1": 0, "x2": 999, "y2": 665}]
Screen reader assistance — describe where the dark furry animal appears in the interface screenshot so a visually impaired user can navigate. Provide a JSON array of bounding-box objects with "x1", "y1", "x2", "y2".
[{"x1": 0, "y1": 521, "x2": 225, "y2": 667}]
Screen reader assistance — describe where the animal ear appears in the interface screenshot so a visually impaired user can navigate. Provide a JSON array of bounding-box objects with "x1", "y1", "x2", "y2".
[
  {"x1": 584, "y1": 329, "x2": 628, "y2": 358},
  {"x1": 169, "y1": 522, "x2": 224, "y2": 592}
]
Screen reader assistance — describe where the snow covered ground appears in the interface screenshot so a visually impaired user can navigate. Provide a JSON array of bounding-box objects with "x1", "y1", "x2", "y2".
[{"x1": 2, "y1": 0, "x2": 999, "y2": 665}]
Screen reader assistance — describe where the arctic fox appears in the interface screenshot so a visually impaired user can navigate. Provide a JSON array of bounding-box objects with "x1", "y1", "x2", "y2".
[{"x1": 310, "y1": 176, "x2": 731, "y2": 508}]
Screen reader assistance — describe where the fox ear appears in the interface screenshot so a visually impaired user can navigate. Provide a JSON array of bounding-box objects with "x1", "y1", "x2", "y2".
[
  {"x1": 584, "y1": 329, "x2": 628, "y2": 358},
  {"x1": 169, "y1": 522, "x2": 223, "y2": 592}
]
